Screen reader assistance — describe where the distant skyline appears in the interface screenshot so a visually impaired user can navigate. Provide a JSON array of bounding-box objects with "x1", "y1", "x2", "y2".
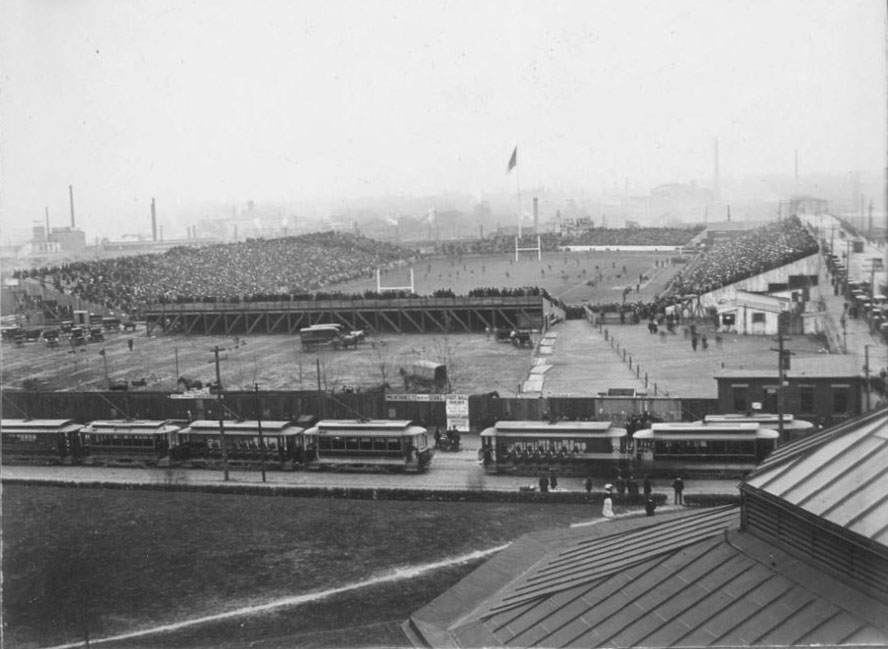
[{"x1": 1, "y1": 0, "x2": 885, "y2": 239}]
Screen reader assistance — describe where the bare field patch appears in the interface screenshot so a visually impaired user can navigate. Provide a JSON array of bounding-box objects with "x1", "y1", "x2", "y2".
[{"x1": 0, "y1": 330, "x2": 535, "y2": 394}]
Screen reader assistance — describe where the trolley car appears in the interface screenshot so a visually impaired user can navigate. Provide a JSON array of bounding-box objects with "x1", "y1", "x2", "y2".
[
  {"x1": 177, "y1": 419, "x2": 305, "y2": 469},
  {"x1": 0, "y1": 419, "x2": 85, "y2": 465},
  {"x1": 632, "y1": 421, "x2": 779, "y2": 478},
  {"x1": 80, "y1": 419, "x2": 181, "y2": 466},
  {"x1": 302, "y1": 419, "x2": 433, "y2": 472},
  {"x1": 701, "y1": 413, "x2": 814, "y2": 441},
  {"x1": 479, "y1": 420, "x2": 630, "y2": 475}
]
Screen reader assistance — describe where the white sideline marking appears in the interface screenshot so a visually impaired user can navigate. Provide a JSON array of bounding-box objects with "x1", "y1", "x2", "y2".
[{"x1": 40, "y1": 544, "x2": 511, "y2": 649}]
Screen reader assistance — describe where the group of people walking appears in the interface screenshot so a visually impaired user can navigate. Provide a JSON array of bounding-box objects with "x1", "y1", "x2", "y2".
[{"x1": 593, "y1": 473, "x2": 685, "y2": 519}]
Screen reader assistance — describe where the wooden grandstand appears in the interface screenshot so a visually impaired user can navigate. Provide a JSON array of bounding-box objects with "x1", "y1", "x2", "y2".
[{"x1": 144, "y1": 294, "x2": 546, "y2": 335}]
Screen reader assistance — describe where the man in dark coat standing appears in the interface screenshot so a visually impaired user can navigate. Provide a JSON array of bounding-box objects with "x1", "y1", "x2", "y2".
[{"x1": 672, "y1": 476, "x2": 684, "y2": 504}]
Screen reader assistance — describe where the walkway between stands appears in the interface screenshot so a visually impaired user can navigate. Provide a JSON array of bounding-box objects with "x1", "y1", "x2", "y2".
[{"x1": 528, "y1": 320, "x2": 648, "y2": 397}]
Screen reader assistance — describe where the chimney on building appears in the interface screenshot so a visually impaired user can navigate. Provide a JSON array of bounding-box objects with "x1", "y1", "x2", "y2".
[
  {"x1": 151, "y1": 198, "x2": 157, "y2": 242},
  {"x1": 713, "y1": 138, "x2": 720, "y2": 202},
  {"x1": 69, "y1": 185, "x2": 75, "y2": 228},
  {"x1": 533, "y1": 197, "x2": 539, "y2": 232}
]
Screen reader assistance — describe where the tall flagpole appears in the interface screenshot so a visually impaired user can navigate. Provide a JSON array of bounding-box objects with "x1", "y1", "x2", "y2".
[{"x1": 515, "y1": 145, "x2": 522, "y2": 239}]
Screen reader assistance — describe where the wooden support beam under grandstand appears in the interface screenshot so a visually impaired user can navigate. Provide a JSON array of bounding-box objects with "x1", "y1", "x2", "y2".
[
  {"x1": 445, "y1": 309, "x2": 469, "y2": 332},
  {"x1": 398, "y1": 308, "x2": 423, "y2": 333},
  {"x1": 246, "y1": 313, "x2": 264, "y2": 336},
  {"x1": 143, "y1": 296, "x2": 545, "y2": 336}
]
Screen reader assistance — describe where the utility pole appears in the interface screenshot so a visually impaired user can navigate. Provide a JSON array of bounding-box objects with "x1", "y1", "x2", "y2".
[
  {"x1": 864, "y1": 345, "x2": 871, "y2": 412},
  {"x1": 212, "y1": 345, "x2": 230, "y2": 481},
  {"x1": 100, "y1": 348, "x2": 109, "y2": 389},
  {"x1": 770, "y1": 325, "x2": 793, "y2": 442},
  {"x1": 316, "y1": 357, "x2": 325, "y2": 418},
  {"x1": 254, "y1": 383, "x2": 267, "y2": 483},
  {"x1": 777, "y1": 331, "x2": 785, "y2": 441}
]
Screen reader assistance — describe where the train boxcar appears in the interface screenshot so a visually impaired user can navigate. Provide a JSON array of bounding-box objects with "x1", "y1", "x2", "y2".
[
  {"x1": 177, "y1": 419, "x2": 305, "y2": 470},
  {"x1": 302, "y1": 419, "x2": 432, "y2": 472},
  {"x1": 701, "y1": 413, "x2": 815, "y2": 441},
  {"x1": 79, "y1": 419, "x2": 181, "y2": 467},
  {"x1": 479, "y1": 420, "x2": 631, "y2": 475},
  {"x1": 0, "y1": 419, "x2": 85, "y2": 465},
  {"x1": 632, "y1": 422, "x2": 779, "y2": 478}
]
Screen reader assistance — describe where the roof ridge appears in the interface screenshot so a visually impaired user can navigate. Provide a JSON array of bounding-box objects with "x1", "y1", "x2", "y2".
[
  {"x1": 543, "y1": 511, "x2": 734, "y2": 577},
  {"x1": 485, "y1": 507, "x2": 738, "y2": 616},
  {"x1": 748, "y1": 406, "x2": 888, "y2": 483}
]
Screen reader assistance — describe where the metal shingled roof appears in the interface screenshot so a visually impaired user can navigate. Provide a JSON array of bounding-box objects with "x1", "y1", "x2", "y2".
[
  {"x1": 745, "y1": 406, "x2": 888, "y2": 547},
  {"x1": 482, "y1": 506, "x2": 739, "y2": 617},
  {"x1": 415, "y1": 511, "x2": 888, "y2": 649}
]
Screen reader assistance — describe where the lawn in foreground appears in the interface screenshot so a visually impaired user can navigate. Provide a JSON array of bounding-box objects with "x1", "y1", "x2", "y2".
[{"x1": 2, "y1": 485, "x2": 601, "y2": 648}]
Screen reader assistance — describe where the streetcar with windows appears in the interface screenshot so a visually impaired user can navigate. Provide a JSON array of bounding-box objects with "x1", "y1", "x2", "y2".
[
  {"x1": 176, "y1": 419, "x2": 305, "y2": 469},
  {"x1": 632, "y1": 421, "x2": 779, "y2": 477},
  {"x1": 302, "y1": 419, "x2": 433, "y2": 472},
  {"x1": 0, "y1": 418, "x2": 85, "y2": 465},
  {"x1": 479, "y1": 420, "x2": 631, "y2": 475},
  {"x1": 79, "y1": 419, "x2": 182, "y2": 466}
]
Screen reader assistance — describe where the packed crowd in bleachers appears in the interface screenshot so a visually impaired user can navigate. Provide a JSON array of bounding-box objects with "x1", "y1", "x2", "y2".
[
  {"x1": 562, "y1": 226, "x2": 703, "y2": 247},
  {"x1": 666, "y1": 216, "x2": 817, "y2": 296},
  {"x1": 434, "y1": 226, "x2": 702, "y2": 256},
  {"x1": 13, "y1": 232, "x2": 420, "y2": 316},
  {"x1": 436, "y1": 234, "x2": 562, "y2": 256}
]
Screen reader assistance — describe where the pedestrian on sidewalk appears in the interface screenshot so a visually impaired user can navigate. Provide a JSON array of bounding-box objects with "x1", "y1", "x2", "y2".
[
  {"x1": 584, "y1": 476, "x2": 593, "y2": 494},
  {"x1": 538, "y1": 472, "x2": 549, "y2": 494},
  {"x1": 645, "y1": 497, "x2": 657, "y2": 516},
  {"x1": 672, "y1": 476, "x2": 684, "y2": 504},
  {"x1": 627, "y1": 474, "x2": 639, "y2": 497},
  {"x1": 616, "y1": 473, "x2": 626, "y2": 497},
  {"x1": 602, "y1": 487, "x2": 615, "y2": 518},
  {"x1": 643, "y1": 475, "x2": 652, "y2": 497},
  {"x1": 548, "y1": 469, "x2": 558, "y2": 491}
]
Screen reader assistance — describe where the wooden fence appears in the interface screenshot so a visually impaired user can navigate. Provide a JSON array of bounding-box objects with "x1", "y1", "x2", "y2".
[{"x1": 2, "y1": 390, "x2": 719, "y2": 430}]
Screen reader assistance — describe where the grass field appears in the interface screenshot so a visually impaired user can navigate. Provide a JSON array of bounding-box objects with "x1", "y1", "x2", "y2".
[
  {"x1": 2, "y1": 484, "x2": 603, "y2": 648},
  {"x1": 338, "y1": 250, "x2": 677, "y2": 303}
]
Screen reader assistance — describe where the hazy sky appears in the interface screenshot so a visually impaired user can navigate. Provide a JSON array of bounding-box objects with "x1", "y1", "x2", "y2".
[{"x1": 1, "y1": 0, "x2": 885, "y2": 235}]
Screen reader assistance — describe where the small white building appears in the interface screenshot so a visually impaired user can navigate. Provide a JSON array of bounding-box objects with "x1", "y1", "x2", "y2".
[{"x1": 716, "y1": 290, "x2": 790, "y2": 335}]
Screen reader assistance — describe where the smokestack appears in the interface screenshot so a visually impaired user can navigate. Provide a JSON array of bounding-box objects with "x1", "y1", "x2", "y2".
[
  {"x1": 794, "y1": 149, "x2": 799, "y2": 191},
  {"x1": 68, "y1": 185, "x2": 75, "y2": 228},
  {"x1": 45, "y1": 207, "x2": 50, "y2": 233},
  {"x1": 727, "y1": 205, "x2": 731, "y2": 223},
  {"x1": 151, "y1": 198, "x2": 157, "y2": 242},
  {"x1": 713, "y1": 138, "x2": 720, "y2": 202},
  {"x1": 533, "y1": 197, "x2": 539, "y2": 232}
]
